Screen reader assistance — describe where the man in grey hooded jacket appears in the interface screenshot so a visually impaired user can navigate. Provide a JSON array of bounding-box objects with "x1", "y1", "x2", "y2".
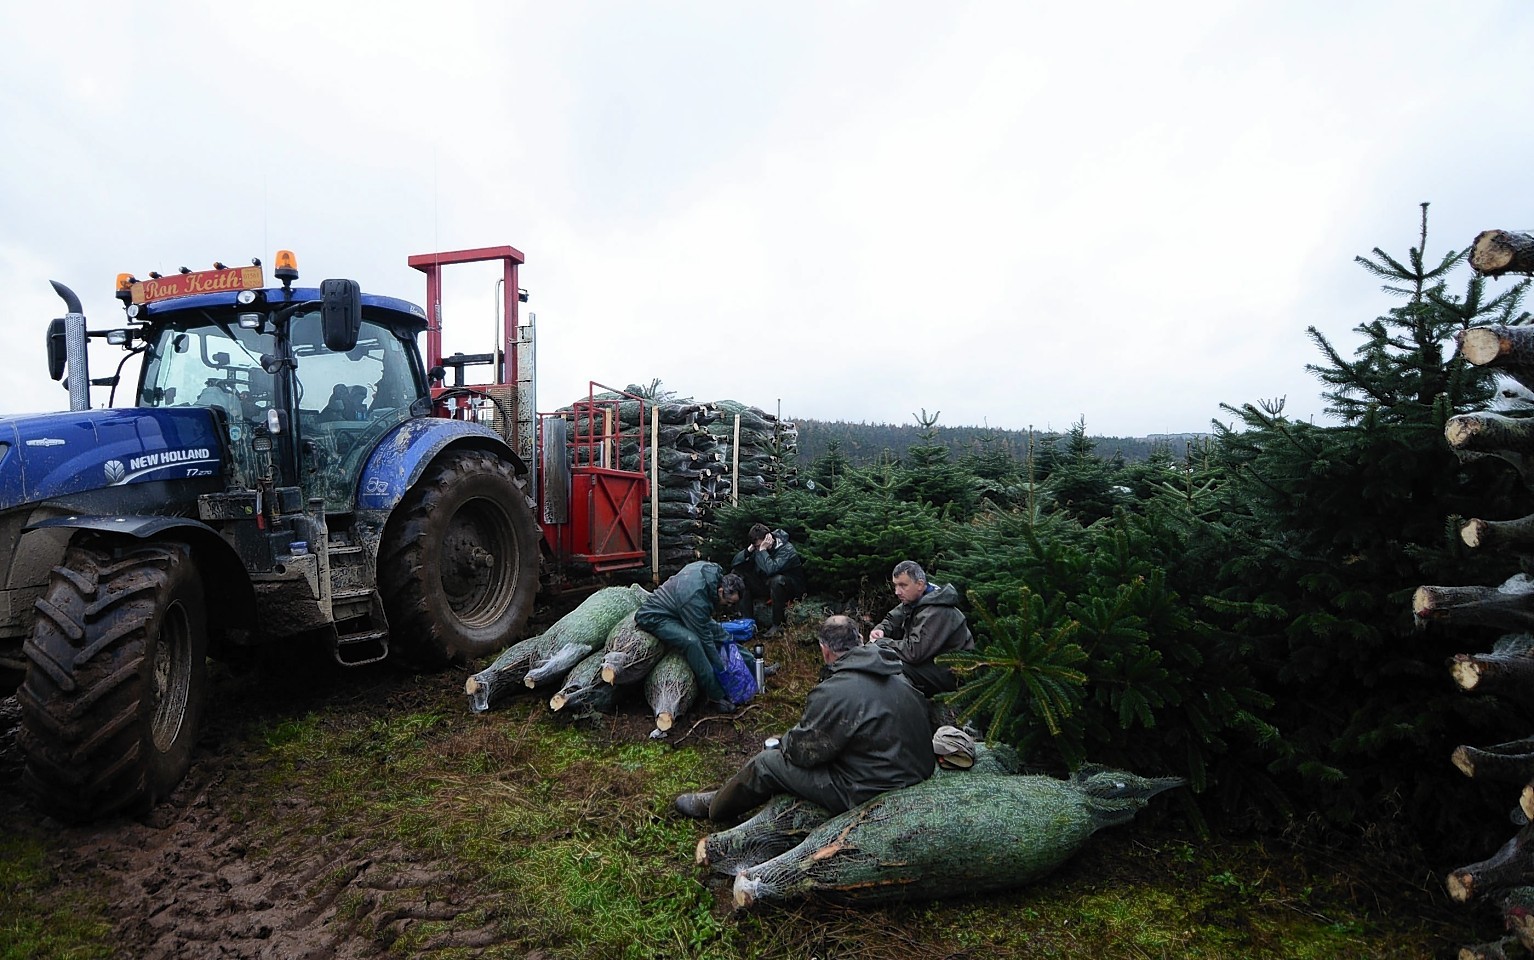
[
  {"x1": 674, "y1": 615, "x2": 933, "y2": 822},
  {"x1": 869, "y1": 560, "x2": 975, "y2": 697}
]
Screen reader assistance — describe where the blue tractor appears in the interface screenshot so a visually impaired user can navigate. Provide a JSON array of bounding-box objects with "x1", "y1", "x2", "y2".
[{"x1": 1, "y1": 246, "x2": 647, "y2": 821}]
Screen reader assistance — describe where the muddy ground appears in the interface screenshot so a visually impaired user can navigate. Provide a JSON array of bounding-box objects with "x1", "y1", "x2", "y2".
[
  {"x1": 3, "y1": 669, "x2": 456, "y2": 959},
  {"x1": 0, "y1": 644, "x2": 766, "y2": 960}
]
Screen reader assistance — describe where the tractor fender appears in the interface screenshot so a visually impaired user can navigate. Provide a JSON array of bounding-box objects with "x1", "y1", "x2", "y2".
[
  {"x1": 23, "y1": 514, "x2": 256, "y2": 643},
  {"x1": 356, "y1": 418, "x2": 528, "y2": 514}
]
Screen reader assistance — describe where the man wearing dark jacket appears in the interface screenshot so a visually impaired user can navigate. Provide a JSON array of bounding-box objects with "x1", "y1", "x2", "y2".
[
  {"x1": 730, "y1": 523, "x2": 806, "y2": 637},
  {"x1": 674, "y1": 615, "x2": 934, "y2": 822},
  {"x1": 636, "y1": 561, "x2": 756, "y2": 712},
  {"x1": 869, "y1": 560, "x2": 975, "y2": 697}
]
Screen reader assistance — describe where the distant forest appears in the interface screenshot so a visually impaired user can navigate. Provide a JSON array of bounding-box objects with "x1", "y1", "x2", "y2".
[{"x1": 790, "y1": 418, "x2": 1210, "y2": 466}]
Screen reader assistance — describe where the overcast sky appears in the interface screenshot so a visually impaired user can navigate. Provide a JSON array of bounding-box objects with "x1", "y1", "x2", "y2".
[{"x1": 4, "y1": 1, "x2": 1532, "y2": 437}]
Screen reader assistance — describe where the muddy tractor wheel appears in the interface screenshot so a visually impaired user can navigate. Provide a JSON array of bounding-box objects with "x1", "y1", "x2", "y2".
[
  {"x1": 17, "y1": 540, "x2": 208, "y2": 822},
  {"x1": 380, "y1": 449, "x2": 540, "y2": 668}
]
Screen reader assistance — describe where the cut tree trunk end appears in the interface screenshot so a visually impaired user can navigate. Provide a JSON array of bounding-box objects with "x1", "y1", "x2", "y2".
[
  {"x1": 1448, "y1": 824, "x2": 1534, "y2": 903},
  {"x1": 1415, "y1": 578, "x2": 1534, "y2": 633},
  {"x1": 1462, "y1": 515, "x2": 1534, "y2": 552},
  {"x1": 1459, "y1": 324, "x2": 1534, "y2": 394},
  {"x1": 1446, "y1": 413, "x2": 1534, "y2": 455},
  {"x1": 1471, "y1": 230, "x2": 1534, "y2": 277},
  {"x1": 1449, "y1": 653, "x2": 1534, "y2": 705},
  {"x1": 1519, "y1": 784, "x2": 1534, "y2": 825},
  {"x1": 1451, "y1": 738, "x2": 1534, "y2": 782},
  {"x1": 1461, "y1": 325, "x2": 1534, "y2": 366}
]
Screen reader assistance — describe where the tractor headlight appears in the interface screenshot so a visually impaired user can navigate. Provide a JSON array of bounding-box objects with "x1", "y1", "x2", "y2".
[
  {"x1": 236, "y1": 289, "x2": 258, "y2": 306},
  {"x1": 238, "y1": 313, "x2": 263, "y2": 330},
  {"x1": 266, "y1": 408, "x2": 283, "y2": 435}
]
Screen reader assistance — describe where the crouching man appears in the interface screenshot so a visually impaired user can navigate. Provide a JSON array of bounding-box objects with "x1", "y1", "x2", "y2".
[
  {"x1": 674, "y1": 615, "x2": 933, "y2": 823},
  {"x1": 636, "y1": 561, "x2": 756, "y2": 713}
]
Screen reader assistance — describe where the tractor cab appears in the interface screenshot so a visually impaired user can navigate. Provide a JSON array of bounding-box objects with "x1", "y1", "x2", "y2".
[{"x1": 119, "y1": 256, "x2": 433, "y2": 514}]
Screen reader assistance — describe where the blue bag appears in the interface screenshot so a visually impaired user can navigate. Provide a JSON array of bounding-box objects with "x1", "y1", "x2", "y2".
[
  {"x1": 721, "y1": 618, "x2": 757, "y2": 642},
  {"x1": 716, "y1": 640, "x2": 758, "y2": 704}
]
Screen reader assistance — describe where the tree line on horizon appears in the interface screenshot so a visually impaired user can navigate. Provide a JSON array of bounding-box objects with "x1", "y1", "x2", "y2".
[{"x1": 791, "y1": 418, "x2": 1209, "y2": 469}]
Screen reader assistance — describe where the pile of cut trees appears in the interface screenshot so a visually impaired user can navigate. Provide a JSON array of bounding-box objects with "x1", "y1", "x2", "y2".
[
  {"x1": 695, "y1": 754, "x2": 1181, "y2": 909},
  {"x1": 1413, "y1": 227, "x2": 1534, "y2": 960},
  {"x1": 464, "y1": 585, "x2": 709, "y2": 734},
  {"x1": 551, "y1": 388, "x2": 798, "y2": 580}
]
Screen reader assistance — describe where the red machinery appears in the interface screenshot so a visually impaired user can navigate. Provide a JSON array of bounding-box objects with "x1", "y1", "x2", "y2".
[{"x1": 408, "y1": 246, "x2": 648, "y2": 577}]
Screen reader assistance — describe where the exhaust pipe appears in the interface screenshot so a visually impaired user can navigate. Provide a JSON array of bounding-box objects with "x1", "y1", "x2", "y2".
[{"x1": 50, "y1": 281, "x2": 90, "y2": 412}]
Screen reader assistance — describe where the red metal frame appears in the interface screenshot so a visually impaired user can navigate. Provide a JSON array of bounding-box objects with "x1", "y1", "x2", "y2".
[
  {"x1": 406, "y1": 247, "x2": 648, "y2": 575},
  {"x1": 538, "y1": 382, "x2": 649, "y2": 572},
  {"x1": 408, "y1": 245, "x2": 523, "y2": 383}
]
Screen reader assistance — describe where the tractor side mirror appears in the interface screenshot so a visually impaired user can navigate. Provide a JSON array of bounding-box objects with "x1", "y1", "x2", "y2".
[
  {"x1": 320, "y1": 278, "x2": 362, "y2": 352},
  {"x1": 46, "y1": 318, "x2": 66, "y2": 381}
]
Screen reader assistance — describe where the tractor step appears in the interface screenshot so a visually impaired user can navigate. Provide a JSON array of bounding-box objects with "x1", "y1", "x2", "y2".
[
  {"x1": 334, "y1": 628, "x2": 389, "y2": 667},
  {"x1": 330, "y1": 586, "x2": 375, "y2": 622}
]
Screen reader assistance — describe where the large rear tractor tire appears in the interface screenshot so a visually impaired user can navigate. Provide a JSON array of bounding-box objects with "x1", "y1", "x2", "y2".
[
  {"x1": 17, "y1": 540, "x2": 208, "y2": 822},
  {"x1": 380, "y1": 449, "x2": 541, "y2": 668}
]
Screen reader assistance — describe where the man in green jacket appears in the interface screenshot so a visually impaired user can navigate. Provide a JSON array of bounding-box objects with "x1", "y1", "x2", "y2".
[
  {"x1": 636, "y1": 561, "x2": 755, "y2": 712},
  {"x1": 869, "y1": 560, "x2": 975, "y2": 697},
  {"x1": 674, "y1": 615, "x2": 934, "y2": 822},
  {"x1": 730, "y1": 523, "x2": 807, "y2": 638}
]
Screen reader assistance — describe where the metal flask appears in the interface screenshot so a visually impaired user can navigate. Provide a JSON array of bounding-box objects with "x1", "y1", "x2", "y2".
[{"x1": 754, "y1": 644, "x2": 765, "y2": 688}]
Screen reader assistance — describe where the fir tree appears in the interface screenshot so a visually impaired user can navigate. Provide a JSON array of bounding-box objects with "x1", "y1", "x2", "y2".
[
  {"x1": 892, "y1": 409, "x2": 980, "y2": 519},
  {"x1": 1214, "y1": 204, "x2": 1532, "y2": 845},
  {"x1": 808, "y1": 439, "x2": 851, "y2": 491},
  {"x1": 1042, "y1": 418, "x2": 1119, "y2": 524}
]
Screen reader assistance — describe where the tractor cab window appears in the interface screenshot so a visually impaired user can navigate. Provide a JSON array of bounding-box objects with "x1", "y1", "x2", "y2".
[
  {"x1": 290, "y1": 312, "x2": 424, "y2": 512},
  {"x1": 139, "y1": 322, "x2": 273, "y2": 422}
]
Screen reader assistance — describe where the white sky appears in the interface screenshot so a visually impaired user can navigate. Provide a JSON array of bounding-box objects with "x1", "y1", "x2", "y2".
[{"x1": 3, "y1": 0, "x2": 1531, "y2": 436}]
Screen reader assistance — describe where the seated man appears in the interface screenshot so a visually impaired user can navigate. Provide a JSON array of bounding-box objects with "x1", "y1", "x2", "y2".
[
  {"x1": 319, "y1": 383, "x2": 367, "y2": 422},
  {"x1": 730, "y1": 523, "x2": 806, "y2": 638},
  {"x1": 674, "y1": 615, "x2": 934, "y2": 823},
  {"x1": 635, "y1": 561, "x2": 756, "y2": 713},
  {"x1": 868, "y1": 560, "x2": 975, "y2": 698}
]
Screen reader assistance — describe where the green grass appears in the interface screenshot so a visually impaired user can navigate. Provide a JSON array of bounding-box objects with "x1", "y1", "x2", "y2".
[
  {"x1": 0, "y1": 636, "x2": 1483, "y2": 959},
  {"x1": 0, "y1": 834, "x2": 113, "y2": 960}
]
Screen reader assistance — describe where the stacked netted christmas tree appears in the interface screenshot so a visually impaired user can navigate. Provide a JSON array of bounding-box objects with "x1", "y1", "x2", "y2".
[{"x1": 552, "y1": 386, "x2": 797, "y2": 579}]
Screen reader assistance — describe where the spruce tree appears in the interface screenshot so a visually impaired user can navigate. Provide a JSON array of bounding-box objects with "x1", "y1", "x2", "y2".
[
  {"x1": 960, "y1": 427, "x2": 1027, "y2": 508},
  {"x1": 892, "y1": 409, "x2": 980, "y2": 520},
  {"x1": 1214, "y1": 204, "x2": 1532, "y2": 844},
  {"x1": 808, "y1": 439, "x2": 851, "y2": 491},
  {"x1": 1042, "y1": 418, "x2": 1119, "y2": 525}
]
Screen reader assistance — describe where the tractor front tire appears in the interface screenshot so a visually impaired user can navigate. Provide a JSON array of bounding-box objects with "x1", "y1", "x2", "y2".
[
  {"x1": 380, "y1": 450, "x2": 540, "y2": 668},
  {"x1": 17, "y1": 540, "x2": 208, "y2": 822}
]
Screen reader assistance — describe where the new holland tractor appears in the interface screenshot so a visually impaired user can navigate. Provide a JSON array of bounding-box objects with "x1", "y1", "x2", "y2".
[{"x1": 0, "y1": 244, "x2": 647, "y2": 821}]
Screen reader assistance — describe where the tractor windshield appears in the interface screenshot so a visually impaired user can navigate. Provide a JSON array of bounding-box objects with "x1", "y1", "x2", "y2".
[{"x1": 139, "y1": 321, "x2": 272, "y2": 421}]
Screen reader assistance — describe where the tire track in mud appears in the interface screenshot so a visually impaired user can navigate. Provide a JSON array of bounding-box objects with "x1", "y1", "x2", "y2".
[{"x1": 2, "y1": 673, "x2": 509, "y2": 960}]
